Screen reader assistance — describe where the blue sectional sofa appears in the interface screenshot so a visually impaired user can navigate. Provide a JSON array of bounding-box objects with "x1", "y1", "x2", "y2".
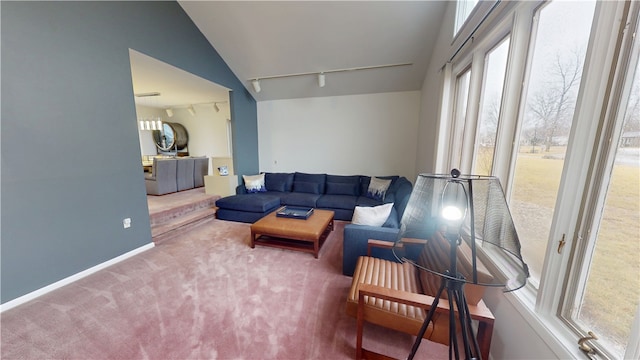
[{"x1": 214, "y1": 172, "x2": 415, "y2": 276}]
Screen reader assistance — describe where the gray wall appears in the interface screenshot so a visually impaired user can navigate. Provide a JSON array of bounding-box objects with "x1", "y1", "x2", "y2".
[{"x1": 1, "y1": 1, "x2": 258, "y2": 304}]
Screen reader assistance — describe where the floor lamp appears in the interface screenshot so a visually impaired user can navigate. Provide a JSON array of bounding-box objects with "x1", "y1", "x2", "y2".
[{"x1": 394, "y1": 170, "x2": 530, "y2": 360}]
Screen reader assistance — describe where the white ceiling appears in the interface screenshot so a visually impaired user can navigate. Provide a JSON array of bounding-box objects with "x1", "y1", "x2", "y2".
[
  {"x1": 131, "y1": 1, "x2": 448, "y2": 107},
  {"x1": 129, "y1": 49, "x2": 230, "y2": 109}
]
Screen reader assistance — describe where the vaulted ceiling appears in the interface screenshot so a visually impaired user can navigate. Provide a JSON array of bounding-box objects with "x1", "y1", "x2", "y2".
[
  {"x1": 131, "y1": 2, "x2": 449, "y2": 108},
  {"x1": 178, "y1": 1, "x2": 448, "y2": 101}
]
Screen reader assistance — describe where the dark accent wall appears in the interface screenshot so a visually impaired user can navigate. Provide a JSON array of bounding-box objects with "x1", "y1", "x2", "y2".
[{"x1": 0, "y1": 1, "x2": 258, "y2": 304}]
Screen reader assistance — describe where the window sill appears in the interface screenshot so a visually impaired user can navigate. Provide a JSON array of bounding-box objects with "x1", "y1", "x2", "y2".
[{"x1": 504, "y1": 290, "x2": 596, "y2": 359}]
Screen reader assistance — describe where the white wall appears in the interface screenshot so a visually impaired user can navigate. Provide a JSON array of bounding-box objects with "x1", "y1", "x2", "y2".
[
  {"x1": 135, "y1": 105, "x2": 163, "y2": 156},
  {"x1": 170, "y1": 102, "x2": 231, "y2": 170},
  {"x1": 416, "y1": 1, "x2": 457, "y2": 175},
  {"x1": 257, "y1": 91, "x2": 421, "y2": 181}
]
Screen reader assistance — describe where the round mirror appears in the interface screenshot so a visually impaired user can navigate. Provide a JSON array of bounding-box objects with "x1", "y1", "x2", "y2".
[
  {"x1": 152, "y1": 123, "x2": 175, "y2": 151},
  {"x1": 152, "y1": 122, "x2": 188, "y2": 152}
]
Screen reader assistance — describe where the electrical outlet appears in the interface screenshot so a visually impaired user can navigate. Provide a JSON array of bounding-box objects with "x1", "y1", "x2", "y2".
[{"x1": 123, "y1": 218, "x2": 132, "y2": 229}]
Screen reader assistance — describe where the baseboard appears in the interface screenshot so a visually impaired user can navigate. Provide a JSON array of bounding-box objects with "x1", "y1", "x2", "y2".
[{"x1": 0, "y1": 242, "x2": 155, "y2": 313}]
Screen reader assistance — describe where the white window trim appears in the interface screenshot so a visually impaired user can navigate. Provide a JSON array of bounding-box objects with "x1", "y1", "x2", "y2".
[
  {"x1": 507, "y1": 2, "x2": 634, "y2": 357},
  {"x1": 560, "y1": 2, "x2": 640, "y2": 358},
  {"x1": 439, "y1": 0, "x2": 637, "y2": 358}
]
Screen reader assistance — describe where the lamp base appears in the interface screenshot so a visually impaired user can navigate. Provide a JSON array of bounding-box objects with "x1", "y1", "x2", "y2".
[{"x1": 408, "y1": 274, "x2": 481, "y2": 360}]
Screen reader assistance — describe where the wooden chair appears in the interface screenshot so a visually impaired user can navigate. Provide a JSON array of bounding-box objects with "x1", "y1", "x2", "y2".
[{"x1": 345, "y1": 232, "x2": 495, "y2": 359}]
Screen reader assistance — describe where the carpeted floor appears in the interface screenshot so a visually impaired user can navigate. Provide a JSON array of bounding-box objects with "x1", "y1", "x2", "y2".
[
  {"x1": 146, "y1": 188, "x2": 215, "y2": 215},
  {"x1": 1, "y1": 219, "x2": 448, "y2": 359}
]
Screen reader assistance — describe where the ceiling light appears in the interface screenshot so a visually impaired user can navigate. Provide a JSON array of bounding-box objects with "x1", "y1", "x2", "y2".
[
  {"x1": 252, "y1": 79, "x2": 261, "y2": 93},
  {"x1": 214, "y1": 103, "x2": 220, "y2": 113},
  {"x1": 318, "y1": 73, "x2": 325, "y2": 88},
  {"x1": 187, "y1": 105, "x2": 196, "y2": 116},
  {"x1": 134, "y1": 92, "x2": 161, "y2": 98},
  {"x1": 165, "y1": 108, "x2": 174, "y2": 117}
]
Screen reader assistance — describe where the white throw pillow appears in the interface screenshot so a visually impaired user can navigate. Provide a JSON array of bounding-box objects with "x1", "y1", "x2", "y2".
[
  {"x1": 351, "y1": 203, "x2": 394, "y2": 227},
  {"x1": 243, "y1": 173, "x2": 266, "y2": 193}
]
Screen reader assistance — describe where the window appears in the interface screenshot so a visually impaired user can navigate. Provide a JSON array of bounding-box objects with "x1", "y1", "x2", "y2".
[
  {"x1": 455, "y1": 0, "x2": 479, "y2": 35},
  {"x1": 441, "y1": 0, "x2": 640, "y2": 358},
  {"x1": 510, "y1": 0, "x2": 596, "y2": 284},
  {"x1": 450, "y1": 68, "x2": 472, "y2": 168},
  {"x1": 473, "y1": 36, "x2": 510, "y2": 176}
]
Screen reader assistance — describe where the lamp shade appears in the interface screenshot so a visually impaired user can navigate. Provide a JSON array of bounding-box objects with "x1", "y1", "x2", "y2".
[{"x1": 397, "y1": 173, "x2": 530, "y2": 291}]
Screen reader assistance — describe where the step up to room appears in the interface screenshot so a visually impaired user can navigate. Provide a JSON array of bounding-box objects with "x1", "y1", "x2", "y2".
[
  {"x1": 147, "y1": 188, "x2": 220, "y2": 244},
  {"x1": 151, "y1": 207, "x2": 217, "y2": 244}
]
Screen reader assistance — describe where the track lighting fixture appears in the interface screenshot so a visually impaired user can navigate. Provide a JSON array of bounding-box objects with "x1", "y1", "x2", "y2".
[
  {"x1": 247, "y1": 62, "x2": 411, "y2": 93},
  {"x1": 252, "y1": 79, "x2": 261, "y2": 93},
  {"x1": 318, "y1": 73, "x2": 325, "y2": 88},
  {"x1": 214, "y1": 103, "x2": 220, "y2": 113},
  {"x1": 165, "y1": 108, "x2": 174, "y2": 117},
  {"x1": 187, "y1": 105, "x2": 196, "y2": 116}
]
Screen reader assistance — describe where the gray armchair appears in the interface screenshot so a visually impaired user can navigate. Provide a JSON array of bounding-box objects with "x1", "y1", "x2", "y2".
[{"x1": 145, "y1": 158, "x2": 178, "y2": 195}]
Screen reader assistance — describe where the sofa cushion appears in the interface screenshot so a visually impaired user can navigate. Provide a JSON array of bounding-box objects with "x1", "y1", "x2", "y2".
[
  {"x1": 265, "y1": 172, "x2": 294, "y2": 192},
  {"x1": 279, "y1": 192, "x2": 321, "y2": 208},
  {"x1": 351, "y1": 203, "x2": 394, "y2": 227},
  {"x1": 325, "y1": 182, "x2": 358, "y2": 196},
  {"x1": 294, "y1": 172, "x2": 327, "y2": 193},
  {"x1": 346, "y1": 256, "x2": 426, "y2": 322},
  {"x1": 326, "y1": 175, "x2": 360, "y2": 196},
  {"x1": 393, "y1": 177, "x2": 414, "y2": 218},
  {"x1": 316, "y1": 194, "x2": 358, "y2": 210},
  {"x1": 356, "y1": 195, "x2": 384, "y2": 208},
  {"x1": 215, "y1": 194, "x2": 280, "y2": 213},
  {"x1": 193, "y1": 157, "x2": 208, "y2": 188},
  {"x1": 381, "y1": 207, "x2": 399, "y2": 228},
  {"x1": 216, "y1": 208, "x2": 270, "y2": 223},
  {"x1": 243, "y1": 174, "x2": 266, "y2": 193},
  {"x1": 293, "y1": 181, "x2": 322, "y2": 194}
]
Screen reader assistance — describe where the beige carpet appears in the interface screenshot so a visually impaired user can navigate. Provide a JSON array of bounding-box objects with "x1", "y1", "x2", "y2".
[{"x1": 1, "y1": 219, "x2": 448, "y2": 359}]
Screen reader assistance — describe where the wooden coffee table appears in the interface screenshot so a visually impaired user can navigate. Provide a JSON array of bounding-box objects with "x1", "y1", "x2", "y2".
[{"x1": 250, "y1": 208, "x2": 334, "y2": 258}]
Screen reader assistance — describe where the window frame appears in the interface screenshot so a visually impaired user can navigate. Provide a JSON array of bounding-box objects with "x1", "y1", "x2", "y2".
[
  {"x1": 439, "y1": 0, "x2": 639, "y2": 358},
  {"x1": 559, "y1": 2, "x2": 640, "y2": 358}
]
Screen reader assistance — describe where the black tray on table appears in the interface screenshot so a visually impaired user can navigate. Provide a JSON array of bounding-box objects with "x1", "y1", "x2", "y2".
[{"x1": 275, "y1": 206, "x2": 314, "y2": 220}]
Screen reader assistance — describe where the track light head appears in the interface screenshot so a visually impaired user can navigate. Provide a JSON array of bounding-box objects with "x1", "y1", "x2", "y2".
[
  {"x1": 252, "y1": 79, "x2": 261, "y2": 93},
  {"x1": 165, "y1": 108, "x2": 174, "y2": 117},
  {"x1": 318, "y1": 73, "x2": 325, "y2": 88},
  {"x1": 214, "y1": 103, "x2": 220, "y2": 113},
  {"x1": 187, "y1": 105, "x2": 196, "y2": 116}
]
